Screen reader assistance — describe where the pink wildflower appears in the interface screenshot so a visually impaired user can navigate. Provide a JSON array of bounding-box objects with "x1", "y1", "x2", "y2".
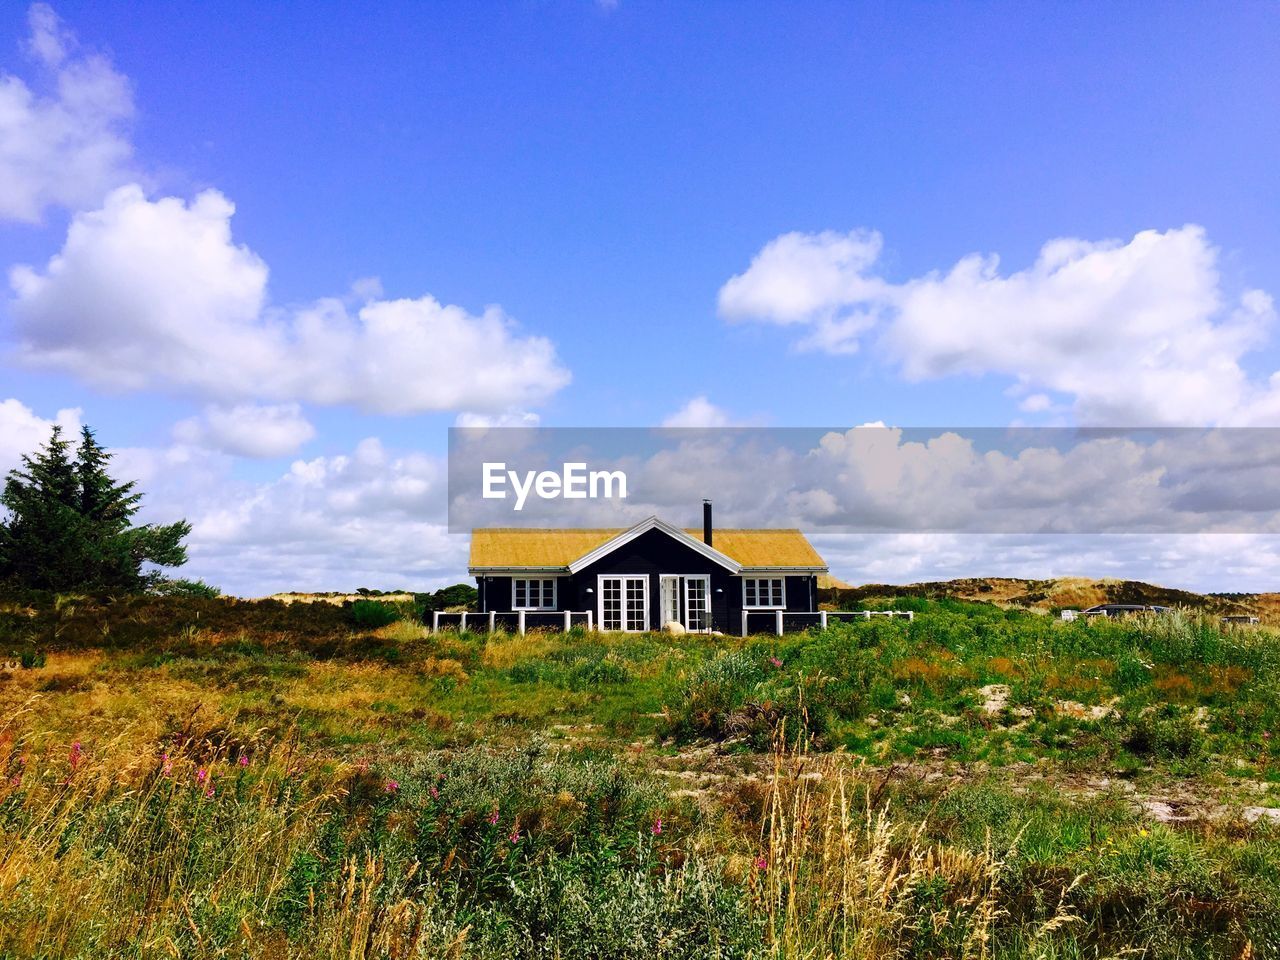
[
  {"x1": 509, "y1": 826, "x2": 521, "y2": 843},
  {"x1": 68, "y1": 742, "x2": 83, "y2": 771},
  {"x1": 488, "y1": 807, "x2": 500, "y2": 826},
  {"x1": 384, "y1": 779, "x2": 399, "y2": 794},
  {"x1": 9, "y1": 774, "x2": 20, "y2": 787},
  {"x1": 204, "y1": 785, "x2": 216, "y2": 799},
  {"x1": 195, "y1": 767, "x2": 208, "y2": 785},
  {"x1": 769, "y1": 656, "x2": 783, "y2": 669},
  {"x1": 651, "y1": 818, "x2": 663, "y2": 836},
  {"x1": 754, "y1": 856, "x2": 768, "y2": 871},
  {"x1": 429, "y1": 785, "x2": 440, "y2": 799},
  {"x1": 160, "y1": 752, "x2": 173, "y2": 777},
  {"x1": 238, "y1": 755, "x2": 250, "y2": 767}
]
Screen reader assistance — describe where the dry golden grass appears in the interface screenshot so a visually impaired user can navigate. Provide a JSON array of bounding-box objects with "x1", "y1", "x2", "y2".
[
  {"x1": 751, "y1": 729, "x2": 1081, "y2": 959},
  {"x1": 479, "y1": 630, "x2": 562, "y2": 670}
]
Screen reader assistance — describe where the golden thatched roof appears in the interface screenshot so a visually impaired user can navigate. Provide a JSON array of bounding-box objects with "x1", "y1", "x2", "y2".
[{"x1": 469, "y1": 525, "x2": 826, "y2": 571}]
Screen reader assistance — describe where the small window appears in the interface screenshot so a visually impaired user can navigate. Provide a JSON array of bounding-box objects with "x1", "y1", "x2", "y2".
[
  {"x1": 513, "y1": 577, "x2": 557, "y2": 610},
  {"x1": 742, "y1": 577, "x2": 784, "y2": 609}
]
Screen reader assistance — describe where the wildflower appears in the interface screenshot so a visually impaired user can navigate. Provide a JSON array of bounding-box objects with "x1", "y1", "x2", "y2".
[
  {"x1": 68, "y1": 742, "x2": 83, "y2": 771},
  {"x1": 195, "y1": 767, "x2": 208, "y2": 785},
  {"x1": 204, "y1": 785, "x2": 216, "y2": 799},
  {"x1": 754, "y1": 856, "x2": 768, "y2": 871},
  {"x1": 237, "y1": 755, "x2": 249, "y2": 767},
  {"x1": 769, "y1": 656, "x2": 783, "y2": 669},
  {"x1": 160, "y1": 752, "x2": 173, "y2": 777},
  {"x1": 1265, "y1": 731, "x2": 1273, "y2": 741},
  {"x1": 488, "y1": 807, "x2": 500, "y2": 826},
  {"x1": 651, "y1": 818, "x2": 663, "y2": 836},
  {"x1": 429, "y1": 785, "x2": 439, "y2": 799},
  {"x1": 1138, "y1": 828, "x2": 1150, "y2": 837},
  {"x1": 384, "y1": 779, "x2": 399, "y2": 794},
  {"x1": 509, "y1": 826, "x2": 521, "y2": 844},
  {"x1": 9, "y1": 774, "x2": 20, "y2": 787}
]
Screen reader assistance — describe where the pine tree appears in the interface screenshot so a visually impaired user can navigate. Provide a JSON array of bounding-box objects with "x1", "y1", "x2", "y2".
[{"x1": 0, "y1": 425, "x2": 192, "y2": 592}]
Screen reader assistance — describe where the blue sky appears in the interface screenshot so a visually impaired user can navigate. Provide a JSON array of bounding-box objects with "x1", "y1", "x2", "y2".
[{"x1": 2, "y1": 2, "x2": 1279, "y2": 593}]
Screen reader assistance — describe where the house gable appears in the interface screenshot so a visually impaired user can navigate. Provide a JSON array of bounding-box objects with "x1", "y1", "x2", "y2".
[{"x1": 565, "y1": 516, "x2": 741, "y2": 574}]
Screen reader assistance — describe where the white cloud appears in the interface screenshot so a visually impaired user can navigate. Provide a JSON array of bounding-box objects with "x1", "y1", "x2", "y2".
[
  {"x1": 117, "y1": 435, "x2": 462, "y2": 596},
  {"x1": 454, "y1": 409, "x2": 541, "y2": 429},
  {"x1": 173, "y1": 403, "x2": 316, "y2": 458},
  {"x1": 0, "y1": 396, "x2": 80, "y2": 474},
  {"x1": 9, "y1": 185, "x2": 573, "y2": 415},
  {"x1": 0, "y1": 3, "x2": 135, "y2": 223},
  {"x1": 720, "y1": 226, "x2": 1279, "y2": 425},
  {"x1": 661, "y1": 395, "x2": 733, "y2": 428}
]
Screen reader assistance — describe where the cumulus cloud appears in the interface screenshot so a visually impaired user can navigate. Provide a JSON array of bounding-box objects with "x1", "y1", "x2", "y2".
[
  {"x1": 661, "y1": 396, "x2": 733, "y2": 428},
  {"x1": 117, "y1": 435, "x2": 462, "y2": 596},
  {"x1": 0, "y1": 396, "x2": 80, "y2": 474},
  {"x1": 0, "y1": 3, "x2": 135, "y2": 222},
  {"x1": 173, "y1": 403, "x2": 316, "y2": 458},
  {"x1": 8, "y1": 185, "x2": 572, "y2": 414},
  {"x1": 719, "y1": 226, "x2": 1279, "y2": 425}
]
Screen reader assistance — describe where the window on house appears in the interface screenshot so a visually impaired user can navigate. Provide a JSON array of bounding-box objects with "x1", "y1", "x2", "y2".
[
  {"x1": 513, "y1": 577, "x2": 557, "y2": 610},
  {"x1": 742, "y1": 577, "x2": 785, "y2": 608}
]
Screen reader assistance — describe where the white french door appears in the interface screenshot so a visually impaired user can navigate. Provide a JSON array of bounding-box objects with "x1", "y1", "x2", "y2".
[
  {"x1": 599, "y1": 575, "x2": 648, "y2": 632},
  {"x1": 684, "y1": 575, "x2": 710, "y2": 631},
  {"x1": 657, "y1": 574, "x2": 710, "y2": 632},
  {"x1": 660, "y1": 575, "x2": 680, "y2": 625}
]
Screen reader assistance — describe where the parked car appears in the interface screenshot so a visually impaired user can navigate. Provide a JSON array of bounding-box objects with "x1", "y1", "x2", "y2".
[
  {"x1": 1081, "y1": 603, "x2": 1171, "y2": 618},
  {"x1": 1221, "y1": 615, "x2": 1261, "y2": 625}
]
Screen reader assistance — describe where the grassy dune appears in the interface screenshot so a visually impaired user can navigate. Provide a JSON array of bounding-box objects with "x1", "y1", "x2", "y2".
[{"x1": 3, "y1": 594, "x2": 1280, "y2": 957}]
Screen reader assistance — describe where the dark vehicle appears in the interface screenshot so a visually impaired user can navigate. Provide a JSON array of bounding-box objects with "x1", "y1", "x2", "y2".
[{"x1": 1081, "y1": 603, "x2": 1171, "y2": 618}]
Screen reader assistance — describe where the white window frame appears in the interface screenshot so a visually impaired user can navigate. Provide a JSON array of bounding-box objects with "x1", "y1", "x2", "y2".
[
  {"x1": 742, "y1": 576, "x2": 785, "y2": 610},
  {"x1": 512, "y1": 576, "x2": 558, "y2": 611}
]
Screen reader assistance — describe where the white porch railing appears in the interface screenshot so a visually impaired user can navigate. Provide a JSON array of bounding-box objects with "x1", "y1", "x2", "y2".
[
  {"x1": 740, "y1": 608, "x2": 914, "y2": 637},
  {"x1": 431, "y1": 610, "x2": 594, "y2": 635}
]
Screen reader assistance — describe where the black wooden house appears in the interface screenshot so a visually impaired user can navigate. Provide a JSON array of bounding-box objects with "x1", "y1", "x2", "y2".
[{"x1": 468, "y1": 501, "x2": 828, "y2": 635}]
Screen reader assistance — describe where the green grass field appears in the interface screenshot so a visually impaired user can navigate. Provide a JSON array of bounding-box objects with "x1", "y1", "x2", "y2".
[{"x1": 2, "y1": 593, "x2": 1279, "y2": 958}]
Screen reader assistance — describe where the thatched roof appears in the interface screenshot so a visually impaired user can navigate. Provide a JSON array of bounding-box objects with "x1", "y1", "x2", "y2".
[{"x1": 469, "y1": 525, "x2": 826, "y2": 572}]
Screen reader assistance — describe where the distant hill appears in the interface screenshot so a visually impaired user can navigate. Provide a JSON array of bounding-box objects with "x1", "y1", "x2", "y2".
[
  {"x1": 819, "y1": 576, "x2": 1280, "y2": 622},
  {"x1": 266, "y1": 592, "x2": 416, "y2": 605}
]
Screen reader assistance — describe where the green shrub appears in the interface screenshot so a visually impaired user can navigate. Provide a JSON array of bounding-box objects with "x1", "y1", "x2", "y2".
[
  {"x1": 347, "y1": 599, "x2": 400, "y2": 628},
  {"x1": 1123, "y1": 705, "x2": 1205, "y2": 760}
]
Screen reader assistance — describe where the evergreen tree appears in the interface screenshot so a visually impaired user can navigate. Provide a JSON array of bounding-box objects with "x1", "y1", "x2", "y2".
[{"x1": 0, "y1": 425, "x2": 192, "y2": 592}]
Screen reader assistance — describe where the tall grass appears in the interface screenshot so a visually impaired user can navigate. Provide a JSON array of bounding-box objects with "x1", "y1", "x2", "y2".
[{"x1": 753, "y1": 727, "x2": 1081, "y2": 959}]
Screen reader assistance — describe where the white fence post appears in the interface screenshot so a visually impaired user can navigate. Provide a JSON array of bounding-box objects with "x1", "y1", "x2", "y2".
[
  {"x1": 820, "y1": 611, "x2": 828, "y2": 629},
  {"x1": 460, "y1": 612, "x2": 467, "y2": 632},
  {"x1": 518, "y1": 610, "x2": 526, "y2": 636},
  {"x1": 775, "y1": 610, "x2": 783, "y2": 636},
  {"x1": 489, "y1": 611, "x2": 496, "y2": 633},
  {"x1": 741, "y1": 609, "x2": 748, "y2": 638},
  {"x1": 432, "y1": 611, "x2": 440, "y2": 633},
  {"x1": 564, "y1": 610, "x2": 571, "y2": 632},
  {"x1": 587, "y1": 610, "x2": 593, "y2": 631}
]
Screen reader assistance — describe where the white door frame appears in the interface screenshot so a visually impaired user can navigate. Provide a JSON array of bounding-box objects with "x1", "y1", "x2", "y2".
[
  {"x1": 597, "y1": 574, "x2": 649, "y2": 632},
  {"x1": 659, "y1": 574, "x2": 681, "y2": 626}
]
